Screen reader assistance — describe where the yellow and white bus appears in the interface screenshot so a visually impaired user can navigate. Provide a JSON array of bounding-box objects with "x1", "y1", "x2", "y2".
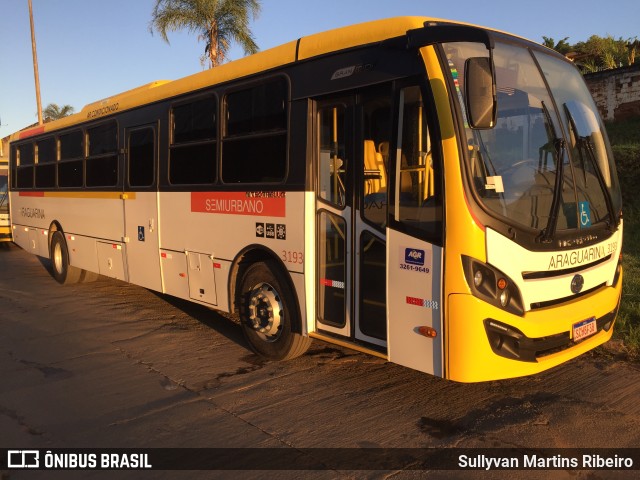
[
  {"x1": 0, "y1": 156, "x2": 10, "y2": 242},
  {"x1": 8, "y1": 17, "x2": 622, "y2": 382}
]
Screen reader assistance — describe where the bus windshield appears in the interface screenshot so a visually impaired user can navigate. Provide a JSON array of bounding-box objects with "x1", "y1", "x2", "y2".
[{"x1": 444, "y1": 41, "x2": 621, "y2": 236}]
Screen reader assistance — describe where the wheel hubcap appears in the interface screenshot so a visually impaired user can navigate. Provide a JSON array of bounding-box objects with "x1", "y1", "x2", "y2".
[
  {"x1": 53, "y1": 242, "x2": 63, "y2": 274},
  {"x1": 247, "y1": 282, "x2": 283, "y2": 342}
]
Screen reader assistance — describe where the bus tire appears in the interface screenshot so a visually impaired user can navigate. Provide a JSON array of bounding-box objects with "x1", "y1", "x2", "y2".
[
  {"x1": 50, "y1": 231, "x2": 82, "y2": 285},
  {"x1": 238, "y1": 260, "x2": 312, "y2": 361}
]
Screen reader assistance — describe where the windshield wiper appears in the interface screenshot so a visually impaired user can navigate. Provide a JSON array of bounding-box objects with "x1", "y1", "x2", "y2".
[
  {"x1": 540, "y1": 101, "x2": 565, "y2": 243},
  {"x1": 564, "y1": 104, "x2": 619, "y2": 231}
]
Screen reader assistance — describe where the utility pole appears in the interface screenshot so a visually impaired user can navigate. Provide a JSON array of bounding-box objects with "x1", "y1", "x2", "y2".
[{"x1": 28, "y1": 0, "x2": 43, "y2": 125}]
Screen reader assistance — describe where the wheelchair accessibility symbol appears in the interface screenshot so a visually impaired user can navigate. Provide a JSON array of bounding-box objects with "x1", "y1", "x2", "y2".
[{"x1": 579, "y1": 201, "x2": 591, "y2": 227}]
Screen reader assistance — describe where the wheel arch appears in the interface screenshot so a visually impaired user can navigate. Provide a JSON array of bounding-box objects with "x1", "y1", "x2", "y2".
[
  {"x1": 228, "y1": 244, "x2": 304, "y2": 335},
  {"x1": 47, "y1": 220, "x2": 64, "y2": 256}
]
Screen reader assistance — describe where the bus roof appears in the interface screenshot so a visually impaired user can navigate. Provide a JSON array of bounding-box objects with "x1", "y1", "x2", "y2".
[{"x1": 10, "y1": 16, "x2": 533, "y2": 142}]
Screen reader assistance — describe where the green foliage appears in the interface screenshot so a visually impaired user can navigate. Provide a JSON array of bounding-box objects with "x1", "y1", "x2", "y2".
[
  {"x1": 542, "y1": 34, "x2": 639, "y2": 72},
  {"x1": 607, "y1": 118, "x2": 640, "y2": 358},
  {"x1": 542, "y1": 36, "x2": 572, "y2": 55},
  {"x1": 150, "y1": 0, "x2": 261, "y2": 68},
  {"x1": 43, "y1": 103, "x2": 74, "y2": 122},
  {"x1": 574, "y1": 35, "x2": 630, "y2": 70},
  {"x1": 608, "y1": 117, "x2": 640, "y2": 209}
]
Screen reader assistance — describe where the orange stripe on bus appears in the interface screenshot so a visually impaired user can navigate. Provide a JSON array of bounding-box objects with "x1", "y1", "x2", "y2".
[
  {"x1": 17, "y1": 191, "x2": 136, "y2": 200},
  {"x1": 19, "y1": 191, "x2": 45, "y2": 197},
  {"x1": 18, "y1": 126, "x2": 46, "y2": 139}
]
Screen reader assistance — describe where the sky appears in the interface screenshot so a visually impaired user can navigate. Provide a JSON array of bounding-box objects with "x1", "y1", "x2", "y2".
[{"x1": 1, "y1": 0, "x2": 638, "y2": 139}]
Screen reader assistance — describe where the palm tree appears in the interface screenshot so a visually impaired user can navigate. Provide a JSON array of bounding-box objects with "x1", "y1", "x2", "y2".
[
  {"x1": 43, "y1": 103, "x2": 75, "y2": 122},
  {"x1": 150, "y1": 0, "x2": 261, "y2": 68}
]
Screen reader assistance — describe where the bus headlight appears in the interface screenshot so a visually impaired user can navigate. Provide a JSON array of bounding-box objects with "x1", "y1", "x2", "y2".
[
  {"x1": 462, "y1": 255, "x2": 524, "y2": 316},
  {"x1": 499, "y1": 289, "x2": 510, "y2": 307},
  {"x1": 474, "y1": 269, "x2": 483, "y2": 287}
]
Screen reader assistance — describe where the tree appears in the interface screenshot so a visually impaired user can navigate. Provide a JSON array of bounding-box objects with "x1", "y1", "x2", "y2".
[
  {"x1": 150, "y1": 0, "x2": 261, "y2": 68},
  {"x1": 543, "y1": 34, "x2": 637, "y2": 73},
  {"x1": 43, "y1": 103, "x2": 74, "y2": 122},
  {"x1": 573, "y1": 35, "x2": 629, "y2": 71},
  {"x1": 542, "y1": 36, "x2": 572, "y2": 55},
  {"x1": 627, "y1": 38, "x2": 639, "y2": 66}
]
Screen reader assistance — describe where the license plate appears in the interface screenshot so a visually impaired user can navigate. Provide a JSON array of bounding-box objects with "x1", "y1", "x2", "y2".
[{"x1": 573, "y1": 317, "x2": 597, "y2": 342}]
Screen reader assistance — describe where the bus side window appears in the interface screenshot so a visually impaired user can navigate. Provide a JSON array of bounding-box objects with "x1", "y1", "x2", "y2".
[
  {"x1": 129, "y1": 128, "x2": 156, "y2": 188},
  {"x1": 318, "y1": 105, "x2": 346, "y2": 207},
  {"x1": 393, "y1": 86, "x2": 442, "y2": 243},
  {"x1": 362, "y1": 89, "x2": 392, "y2": 229},
  {"x1": 86, "y1": 121, "x2": 118, "y2": 188},
  {"x1": 35, "y1": 137, "x2": 56, "y2": 188},
  {"x1": 170, "y1": 96, "x2": 217, "y2": 185},
  {"x1": 222, "y1": 78, "x2": 288, "y2": 184},
  {"x1": 58, "y1": 130, "x2": 84, "y2": 188},
  {"x1": 16, "y1": 143, "x2": 35, "y2": 189}
]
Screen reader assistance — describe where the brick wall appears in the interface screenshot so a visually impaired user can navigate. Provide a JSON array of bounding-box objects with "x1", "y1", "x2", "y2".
[{"x1": 584, "y1": 64, "x2": 640, "y2": 121}]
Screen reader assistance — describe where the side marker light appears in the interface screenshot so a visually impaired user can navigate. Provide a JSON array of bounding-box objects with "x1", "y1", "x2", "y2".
[{"x1": 418, "y1": 326, "x2": 437, "y2": 338}]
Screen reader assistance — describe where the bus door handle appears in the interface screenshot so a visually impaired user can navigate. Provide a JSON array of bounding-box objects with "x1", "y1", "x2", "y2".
[{"x1": 149, "y1": 218, "x2": 155, "y2": 233}]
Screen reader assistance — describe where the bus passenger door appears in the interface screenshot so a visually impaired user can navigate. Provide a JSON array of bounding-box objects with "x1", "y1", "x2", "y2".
[
  {"x1": 123, "y1": 124, "x2": 162, "y2": 291},
  {"x1": 314, "y1": 86, "x2": 391, "y2": 349},
  {"x1": 386, "y1": 85, "x2": 444, "y2": 376},
  {"x1": 315, "y1": 97, "x2": 354, "y2": 339}
]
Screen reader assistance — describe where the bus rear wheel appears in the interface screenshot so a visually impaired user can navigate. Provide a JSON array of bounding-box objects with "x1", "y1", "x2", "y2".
[
  {"x1": 50, "y1": 231, "x2": 82, "y2": 285},
  {"x1": 238, "y1": 260, "x2": 311, "y2": 361}
]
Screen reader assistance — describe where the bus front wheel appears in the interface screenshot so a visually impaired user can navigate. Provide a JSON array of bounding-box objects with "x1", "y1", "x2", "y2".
[
  {"x1": 238, "y1": 260, "x2": 311, "y2": 360},
  {"x1": 50, "y1": 231, "x2": 82, "y2": 285}
]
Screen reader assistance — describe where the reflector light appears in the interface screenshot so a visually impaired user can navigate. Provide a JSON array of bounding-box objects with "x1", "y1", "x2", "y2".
[
  {"x1": 497, "y1": 277, "x2": 507, "y2": 290},
  {"x1": 418, "y1": 326, "x2": 437, "y2": 338}
]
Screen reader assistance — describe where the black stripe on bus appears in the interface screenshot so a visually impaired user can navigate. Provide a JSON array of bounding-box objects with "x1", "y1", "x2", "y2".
[{"x1": 522, "y1": 255, "x2": 611, "y2": 280}]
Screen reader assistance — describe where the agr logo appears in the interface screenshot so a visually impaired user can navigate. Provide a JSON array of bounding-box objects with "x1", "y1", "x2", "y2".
[{"x1": 405, "y1": 248, "x2": 425, "y2": 266}]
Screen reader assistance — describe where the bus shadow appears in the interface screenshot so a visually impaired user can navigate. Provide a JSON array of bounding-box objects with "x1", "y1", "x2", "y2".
[
  {"x1": 8, "y1": 242, "x2": 255, "y2": 358},
  {"x1": 148, "y1": 290, "x2": 251, "y2": 355},
  {"x1": 35, "y1": 254, "x2": 57, "y2": 277}
]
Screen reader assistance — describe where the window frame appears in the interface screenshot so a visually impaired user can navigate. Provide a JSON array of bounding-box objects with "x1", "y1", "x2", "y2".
[
  {"x1": 221, "y1": 75, "x2": 290, "y2": 185},
  {"x1": 169, "y1": 93, "x2": 218, "y2": 186},
  {"x1": 35, "y1": 136, "x2": 57, "y2": 188},
  {"x1": 85, "y1": 120, "x2": 119, "y2": 188},
  {"x1": 57, "y1": 128, "x2": 85, "y2": 189}
]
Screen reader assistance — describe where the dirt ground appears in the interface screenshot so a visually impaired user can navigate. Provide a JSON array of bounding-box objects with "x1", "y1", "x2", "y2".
[{"x1": 1, "y1": 242, "x2": 639, "y2": 480}]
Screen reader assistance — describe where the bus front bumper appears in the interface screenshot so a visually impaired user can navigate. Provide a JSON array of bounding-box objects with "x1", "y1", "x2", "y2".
[
  {"x1": 445, "y1": 271, "x2": 622, "y2": 383},
  {"x1": 0, "y1": 226, "x2": 11, "y2": 242}
]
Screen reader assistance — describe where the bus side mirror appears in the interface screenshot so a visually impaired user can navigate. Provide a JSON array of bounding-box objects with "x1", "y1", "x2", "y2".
[{"x1": 464, "y1": 57, "x2": 497, "y2": 129}]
